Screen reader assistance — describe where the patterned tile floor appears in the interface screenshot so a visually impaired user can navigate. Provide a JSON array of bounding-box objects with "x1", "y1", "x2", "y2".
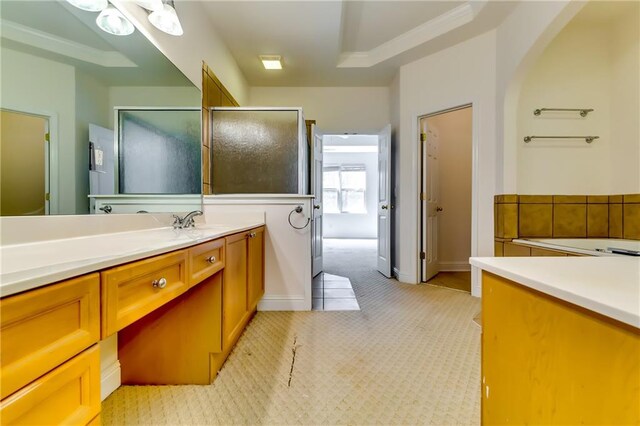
[{"x1": 312, "y1": 272, "x2": 360, "y2": 311}]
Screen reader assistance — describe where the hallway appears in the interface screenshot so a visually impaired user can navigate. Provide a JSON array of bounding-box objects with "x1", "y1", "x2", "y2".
[{"x1": 103, "y1": 239, "x2": 481, "y2": 425}]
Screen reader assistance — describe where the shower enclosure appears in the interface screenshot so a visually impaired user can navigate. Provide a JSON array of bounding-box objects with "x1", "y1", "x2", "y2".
[{"x1": 210, "y1": 107, "x2": 309, "y2": 195}]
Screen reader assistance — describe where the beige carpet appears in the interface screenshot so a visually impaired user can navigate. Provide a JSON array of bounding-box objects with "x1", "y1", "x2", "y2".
[{"x1": 103, "y1": 239, "x2": 481, "y2": 425}]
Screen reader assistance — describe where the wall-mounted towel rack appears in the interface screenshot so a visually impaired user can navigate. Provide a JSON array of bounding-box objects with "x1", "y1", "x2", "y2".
[
  {"x1": 524, "y1": 135, "x2": 599, "y2": 144},
  {"x1": 533, "y1": 108, "x2": 594, "y2": 117}
]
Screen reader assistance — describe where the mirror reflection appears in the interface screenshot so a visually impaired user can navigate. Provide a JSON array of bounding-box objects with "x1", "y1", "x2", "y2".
[{"x1": 0, "y1": 0, "x2": 201, "y2": 216}]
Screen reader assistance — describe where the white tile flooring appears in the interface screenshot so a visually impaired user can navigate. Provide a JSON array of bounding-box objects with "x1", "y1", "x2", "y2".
[{"x1": 312, "y1": 272, "x2": 361, "y2": 311}]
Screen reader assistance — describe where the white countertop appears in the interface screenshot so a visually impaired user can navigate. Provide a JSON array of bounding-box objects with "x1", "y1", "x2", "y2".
[
  {"x1": 470, "y1": 257, "x2": 640, "y2": 328},
  {"x1": 0, "y1": 221, "x2": 263, "y2": 298}
]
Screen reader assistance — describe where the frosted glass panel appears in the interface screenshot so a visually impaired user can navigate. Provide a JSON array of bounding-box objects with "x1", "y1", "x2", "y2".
[
  {"x1": 118, "y1": 109, "x2": 200, "y2": 194},
  {"x1": 211, "y1": 110, "x2": 299, "y2": 194}
]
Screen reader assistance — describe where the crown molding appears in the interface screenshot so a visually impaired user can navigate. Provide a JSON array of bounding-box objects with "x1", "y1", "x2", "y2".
[
  {"x1": 338, "y1": 1, "x2": 487, "y2": 68},
  {"x1": 1, "y1": 19, "x2": 137, "y2": 68}
]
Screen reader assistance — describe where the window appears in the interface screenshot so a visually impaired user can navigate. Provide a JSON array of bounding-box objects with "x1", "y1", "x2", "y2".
[{"x1": 323, "y1": 164, "x2": 367, "y2": 214}]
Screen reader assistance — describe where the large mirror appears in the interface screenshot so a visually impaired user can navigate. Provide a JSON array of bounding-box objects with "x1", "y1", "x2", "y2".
[{"x1": 0, "y1": 0, "x2": 201, "y2": 216}]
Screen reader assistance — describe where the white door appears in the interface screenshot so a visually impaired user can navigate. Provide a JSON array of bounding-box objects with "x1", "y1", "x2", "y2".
[
  {"x1": 377, "y1": 124, "x2": 392, "y2": 277},
  {"x1": 311, "y1": 124, "x2": 323, "y2": 277},
  {"x1": 421, "y1": 120, "x2": 440, "y2": 281}
]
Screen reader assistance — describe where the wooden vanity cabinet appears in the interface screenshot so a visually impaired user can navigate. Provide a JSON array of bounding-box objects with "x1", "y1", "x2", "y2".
[
  {"x1": 247, "y1": 227, "x2": 265, "y2": 312},
  {"x1": 482, "y1": 272, "x2": 640, "y2": 425},
  {"x1": 222, "y1": 227, "x2": 265, "y2": 350},
  {"x1": 223, "y1": 231, "x2": 250, "y2": 350},
  {"x1": 101, "y1": 250, "x2": 189, "y2": 338},
  {"x1": 0, "y1": 274, "x2": 101, "y2": 425},
  {"x1": 118, "y1": 227, "x2": 265, "y2": 384},
  {"x1": 0, "y1": 225, "x2": 266, "y2": 422}
]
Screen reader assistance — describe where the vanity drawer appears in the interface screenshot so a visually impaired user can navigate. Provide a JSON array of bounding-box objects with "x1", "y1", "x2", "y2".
[
  {"x1": 188, "y1": 238, "x2": 225, "y2": 286},
  {"x1": 0, "y1": 345, "x2": 100, "y2": 426},
  {"x1": 102, "y1": 250, "x2": 188, "y2": 337},
  {"x1": 0, "y1": 274, "x2": 100, "y2": 400}
]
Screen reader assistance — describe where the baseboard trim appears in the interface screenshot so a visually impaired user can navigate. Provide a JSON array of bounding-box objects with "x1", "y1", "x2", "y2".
[
  {"x1": 439, "y1": 261, "x2": 471, "y2": 272},
  {"x1": 101, "y1": 360, "x2": 121, "y2": 401},
  {"x1": 258, "y1": 296, "x2": 309, "y2": 311},
  {"x1": 393, "y1": 268, "x2": 414, "y2": 284}
]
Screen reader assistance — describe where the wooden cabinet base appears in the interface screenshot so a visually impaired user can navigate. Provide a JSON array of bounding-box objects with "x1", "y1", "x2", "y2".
[
  {"x1": 118, "y1": 273, "x2": 223, "y2": 385},
  {"x1": 0, "y1": 345, "x2": 100, "y2": 426},
  {"x1": 482, "y1": 272, "x2": 640, "y2": 424}
]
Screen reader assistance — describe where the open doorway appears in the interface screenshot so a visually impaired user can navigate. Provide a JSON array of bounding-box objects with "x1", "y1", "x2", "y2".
[
  {"x1": 312, "y1": 133, "x2": 379, "y2": 311},
  {"x1": 419, "y1": 105, "x2": 473, "y2": 292}
]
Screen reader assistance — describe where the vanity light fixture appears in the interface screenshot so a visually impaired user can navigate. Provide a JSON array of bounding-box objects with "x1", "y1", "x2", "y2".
[
  {"x1": 148, "y1": 0, "x2": 184, "y2": 36},
  {"x1": 96, "y1": 4, "x2": 135, "y2": 36},
  {"x1": 134, "y1": 0, "x2": 163, "y2": 12},
  {"x1": 260, "y1": 55, "x2": 282, "y2": 70},
  {"x1": 66, "y1": 0, "x2": 108, "y2": 12}
]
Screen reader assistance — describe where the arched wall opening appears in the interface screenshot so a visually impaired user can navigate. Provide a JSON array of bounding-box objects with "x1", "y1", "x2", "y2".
[{"x1": 501, "y1": 1, "x2": 640, "y2": 195}]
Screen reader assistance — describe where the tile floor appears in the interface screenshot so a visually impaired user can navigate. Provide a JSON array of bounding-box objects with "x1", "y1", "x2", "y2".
[{"x1": 312, "y1": 272, "x2": 361, "y2": 311}]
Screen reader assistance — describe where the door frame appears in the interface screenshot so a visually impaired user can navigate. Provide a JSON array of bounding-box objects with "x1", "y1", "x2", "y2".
[
  {"x1": 1, "y1": 106, "x2": 59, "y2": 215},
  {"x1": 417, "y1": 103, "x2": 476, "y2": 286}
]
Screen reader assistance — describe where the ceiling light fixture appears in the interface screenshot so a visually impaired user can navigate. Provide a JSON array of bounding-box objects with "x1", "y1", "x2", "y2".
[
  {"x1": 96, "y1": 5, "x2": 135, "y2": 36},
  {"x1": 260, "y1": 55, "x2": 282, "y2": 70},
  {"x1": 134, "y1": 0, "x2": 163, "y2": 12},
  {"x1": 66, "y1": 0, "x2": 108, "y2": 12},
  {"x1": 148, "y1": 0, "x2": 184, "y2": 36}
]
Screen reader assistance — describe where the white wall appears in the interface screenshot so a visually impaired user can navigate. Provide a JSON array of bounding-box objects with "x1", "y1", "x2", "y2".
[
  {"x1": 516, "y1": 19, "x2": 611, "y2": 194},
  {"x1": 1, "y1": 47, "x2": 78, "y2": 214},
  {"x1": 496, "y1": 0, "x2": 585, "y2": 193},
  {"x1": 609, "y1": 4, "x2": 640, "y2": 193},
  {"x1": 203, "y1": 197, "x2": 313, "y2": 311},
  {"x1": 76, "y1": 70, "x2": 110, "y2": 213},
  {"x1": 394, "y1": 30, "x2": 497, "y2": 286},
  {"x1": 249, "y1": 87, "x2": 390, "y2": 134},
  {"x1": 323, "y1": 149, "x2": 378, "y2": 239},
  {"x1": 514, "y1": 2, "x2": 639, "y2": 195},
  {"x1": 426, "y1": 108, "x2": 472, "y2": 271},
  {"x1": 112, "y1": 0, "x2": 249, "y2": 105}
]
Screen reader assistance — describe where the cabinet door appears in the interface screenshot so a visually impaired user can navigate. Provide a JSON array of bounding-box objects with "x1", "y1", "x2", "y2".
[
  {"x1": 223, "y1": 233, "x2": 248, "y2": 349},
  {"x1": 247, "y1": 227, "x2": 265, "y2": 312},
  {"x1": 0, "y1": 345, "x2": 100, "y2": 426},
  {"x1": 0, "y1": 274, "x2": 100, "y2": 400}
]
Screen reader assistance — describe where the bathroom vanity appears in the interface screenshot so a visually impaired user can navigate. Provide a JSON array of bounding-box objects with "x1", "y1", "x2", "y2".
[
  {"x1": 0, "y1": 218, "x2": 265, "y2": 425},
  {"x1": 470, "y1": 257, "x2": 640, "y2": 425}
]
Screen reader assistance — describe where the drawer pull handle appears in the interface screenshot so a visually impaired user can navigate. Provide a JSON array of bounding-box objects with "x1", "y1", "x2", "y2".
[
  {"x1": 152, "y1": 277, "x2": 167, "y2": 289},
  {"x1": 206, "y1": 256, "x2": 217, "y2": 264},
  {"x1": 247, "y1": 232, "x2": 257, "y2": 238}
]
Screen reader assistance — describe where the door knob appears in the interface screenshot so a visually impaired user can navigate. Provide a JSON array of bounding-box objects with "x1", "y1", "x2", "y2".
[
  {"x1": 313, "y1": 204, "x2": 320, "y2": 209},
  {"x1": 436, "y1": 207, "x2": 443, "y2": 212},
  {"x1": 381, "y1": 205, "x2": 389, "y2": 210}
]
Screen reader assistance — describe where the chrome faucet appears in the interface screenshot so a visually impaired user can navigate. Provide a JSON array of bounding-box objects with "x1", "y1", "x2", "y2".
[{"x1": 172, "y1": 210, "x2": 203, "y2": 229}]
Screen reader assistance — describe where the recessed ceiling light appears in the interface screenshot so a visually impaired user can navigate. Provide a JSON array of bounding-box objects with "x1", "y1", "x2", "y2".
[{"x1": 260, "y1": 55, "x2": 282, "y2": 70}]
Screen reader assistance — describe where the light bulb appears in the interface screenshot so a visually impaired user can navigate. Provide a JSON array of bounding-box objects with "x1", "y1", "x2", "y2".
[
  {"x1": 148, "y1": 3, "x2": 183, "y2": 36},
  {"x1": 66, "y1": 0, "x2": 108, "y2": 12},
  {"x1": 96, "y1": 5, "x2": 135, "y2": 36}
]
